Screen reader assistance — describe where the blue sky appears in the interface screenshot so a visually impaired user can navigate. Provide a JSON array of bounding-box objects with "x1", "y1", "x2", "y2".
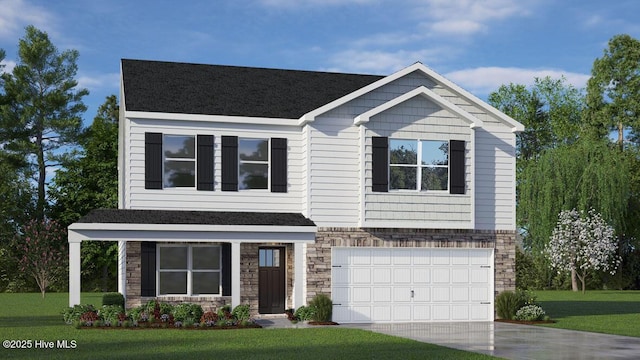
[{"x1": 1, "y1": 0, "x2": 639, "y2": 126}]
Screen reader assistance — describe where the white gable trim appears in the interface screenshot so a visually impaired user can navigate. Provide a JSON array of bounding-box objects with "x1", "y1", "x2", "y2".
[
  {"x1": 300, "y1": 62, "x2": 524, "y2": 133},
  {"x1": 354, "y1": 86, "x2": 483, "y2": 129}
]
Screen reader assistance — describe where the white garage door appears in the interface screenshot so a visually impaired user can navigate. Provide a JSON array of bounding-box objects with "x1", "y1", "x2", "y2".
[{"x1": 331, "y1": 248, "x2": 493, "y2": 323}]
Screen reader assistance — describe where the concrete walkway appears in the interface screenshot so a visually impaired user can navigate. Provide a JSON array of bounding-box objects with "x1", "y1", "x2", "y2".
[{"x1": 255, "y1": 317, "x2": 640, "y2": 359}]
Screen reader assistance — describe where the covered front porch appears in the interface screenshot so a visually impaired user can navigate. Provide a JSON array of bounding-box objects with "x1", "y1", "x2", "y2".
[{"x1": 67, "y1": 209, "x2": 316, "y2": 311}]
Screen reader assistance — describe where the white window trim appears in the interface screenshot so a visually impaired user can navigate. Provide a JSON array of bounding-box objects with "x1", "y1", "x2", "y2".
[
  {"x1": 163, "y1": 134, "x2": 197, "y2": 189},
  {"x1": 238, "y1": 137, "x2": 270, "y2": 191},
  {"x1": 157, "y1": 244, "x2": 221, "y2": 296},
  {"x1": 389, "y1": 138, "x2": 449, "y2": 192}
]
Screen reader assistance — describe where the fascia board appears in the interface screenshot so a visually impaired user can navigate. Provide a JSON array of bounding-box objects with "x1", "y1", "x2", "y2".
[
  {"x1": 354, "y1": 85, "x2": 483, "y2": 129},
  {"x1": 69, "y1": 222, "x2": 317, "y2": 233},
  {"x1": 125, "y1": 111, "x2": 300, "y2": 127}
]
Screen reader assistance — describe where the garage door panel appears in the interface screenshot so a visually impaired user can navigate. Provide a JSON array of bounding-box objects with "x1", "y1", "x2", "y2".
[
  {"x1": 433, "y1": 268, "x2": 450, "y2": 283},
  {"x1": 432, "y1": 287, "x2": 450, "y2": 302},
  {"x1": 373, "y1": 287, "x2": 391, "y2": 302},
  {"x1": 393, "y1": 250, "x2": 412, "y2": 265},
  {"x1": 373, "y1": 305, "x2": 391, "y2": 321},
  {"x1": 373, "y1": 250, "x2": 392, "y2": 265},
  {"x1": 452, "y1": 268, "x2": 469, "y2": 283},
  {"x1": 331, "y1": 248, "x2": 493, "y2": 323},
  {"x1": 413, "y1": 268, "x2": 430, "y2": 283},
  {"x1": 393, "y1": 287, "x2": 412, "y2": 302},
  {"x1": 373, "y1": 268, "x2": 391, "y2": 284},
  {"x1": 394, "y1": 268, "x2": 411, "y2": 283},
  {"x1": 353, "y1": 287, "x2": 371, "y2": 302},
  {"x1": 353, "y1": 268, "x2": 371, "y2": 284},
  {"x1": 393, "y1": 305, "x2": 412, "y2": 321},
  {"x1": 413, "y1": 287, "x2": 430, "y2": 302},
  {"x1": 413, "y1": 250, "x2": 431, "y2": 265}
]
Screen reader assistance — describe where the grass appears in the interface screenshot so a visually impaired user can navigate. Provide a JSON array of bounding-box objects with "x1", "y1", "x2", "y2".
[
  {"x1": 535, "y1": 290, "x2": 640, "y2": 337},
  {"x1": 0, "y1": 293, "x2": 496, "y2": 360}
]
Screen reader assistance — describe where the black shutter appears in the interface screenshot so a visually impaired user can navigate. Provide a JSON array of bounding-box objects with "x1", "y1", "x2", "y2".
[
  {"x1": 145, "y1": 132, "x2": 163, "y2": 189},
  {"x1": 271, "y1": 138, "x2": 287, "y2": 193},
  {"x1": 140, "y1": 241, "x2": 156, "y2": 297},
  {"x1": 221, "y1": 243, "x2": 232, "y2": 296},
  {"x1": 197, "y1": 135, "x2": 215, "y2": 191},
  {"x1": 221, "y1": 136, "x2": 238, "y2": 191},
  {"x1": 372, "y1": 136, "x2": 389, "y2": 192},
  {"x1": 450, "y1": 140, "x2": 465, "y2": 194}
]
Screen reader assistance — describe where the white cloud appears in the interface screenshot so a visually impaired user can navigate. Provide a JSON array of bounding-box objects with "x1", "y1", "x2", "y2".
[
  {"x1": 77, "y1": 72, "x2": 119, "y2": 92},
  {"x1": 415, "y1": 0, "x2": 533, "y2": 37},
  {"x1": 0, "y1": 59, "x2": 16, "y2": 74},
  {"x1": 444, "y1": 66, "x2": 591, "y2": 97},
  {"x1": 326, "y1": 48, "x2": 450, "y2": 74},
  {"x1": 258, "y1": 0, "x2": 376, "y2": 7},
  {"x1": 0, "y1": 0, "x2": 56, "y2": 40}
]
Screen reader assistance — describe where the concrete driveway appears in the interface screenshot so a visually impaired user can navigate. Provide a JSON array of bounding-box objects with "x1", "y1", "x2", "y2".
[{"x1": 343, "y1": 322, "x2": 640, "y2": 359}]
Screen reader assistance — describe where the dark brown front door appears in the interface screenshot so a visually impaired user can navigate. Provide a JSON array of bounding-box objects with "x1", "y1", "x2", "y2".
[{"x1": 258, "y1": 247, "x2": 285, "y2": 314}]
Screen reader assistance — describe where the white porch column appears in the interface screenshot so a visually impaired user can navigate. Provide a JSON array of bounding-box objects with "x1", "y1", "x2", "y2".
[
  {"x1": 293, "y1": 242, "x2": 306, "y2": 308},
  {"x1": 117, "y1": 241, "x2": 127, "y2": 297},
  {"x1": 68, "y1": 231, "x2": 82, "y2": 307},
  {"x1": 231, "y1": 242, "x2": 241, "y2": 308}
]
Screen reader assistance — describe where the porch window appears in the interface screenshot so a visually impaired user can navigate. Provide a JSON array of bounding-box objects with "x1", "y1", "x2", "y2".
[{"x1": 158, "y1": 245, "x2": 221, "y2": 295}]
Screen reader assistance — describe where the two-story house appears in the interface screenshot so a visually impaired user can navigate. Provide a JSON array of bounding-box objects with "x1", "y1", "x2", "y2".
[{"x1": 68, "y1": 59, "x2": 523, "y2": 323}]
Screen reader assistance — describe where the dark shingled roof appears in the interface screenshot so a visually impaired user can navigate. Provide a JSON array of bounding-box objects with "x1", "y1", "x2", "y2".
[
  {"x1": 121, "y1": 59, "x2": 384, "y2": 118},
  {"x1": 77, "y1": 209, "x2": 315, "y2": 227}
]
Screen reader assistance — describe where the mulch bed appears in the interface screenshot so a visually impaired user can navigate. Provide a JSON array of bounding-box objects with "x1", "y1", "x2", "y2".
[
  {"x1": 78, "y1": 324, "x2": 262, "y2": 330},
  {"x1": 307, "y1": 321, "x2": 340, "y2": 325}
]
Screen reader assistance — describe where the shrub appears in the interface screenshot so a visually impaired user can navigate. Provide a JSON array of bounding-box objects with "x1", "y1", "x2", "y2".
[
  {"x1": 99, "y1": 305, "x2": 125, "y2": 323},
  {"x1": 217, "y1": 304, "x2": 232, "y2": 319},
  {"x1": 200, "y1": 311, "x2": 218, "y2": 326},
  {"x1": 294, "y1": 305, "x2": 314, "y2": 321},
  {"x1": 62, "y1": 304, "x2": 96, "y2": 324},
  {"x1": 231, "y1": 304, "x2": 250, "y2": 321},
  {"x1": 515, "y1": 305, "x2": 546, "y2": 321},
  {"x1": 79, "y1": 310, "x2": 99, "y2": 326},
  {"x1": 172, "y1": 303, "x2": 203, "y2": 322},
  {"x1": 102, "y1": 292, "x2": 125, "y2": 307},
  {"x1": 495, "y1": 290, "x2": 526, "y2": 320},
  {"x1": 309, "y1": 293, "x2": 332, "y2": 322}
]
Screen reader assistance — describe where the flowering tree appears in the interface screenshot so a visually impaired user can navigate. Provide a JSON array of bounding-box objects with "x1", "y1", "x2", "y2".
[
  {"x1": 546, "y1": 209, "x2": 620, "y2": 293},
  {"x1": 16, "y1": 219, "x2": 68, "y2": 298}
]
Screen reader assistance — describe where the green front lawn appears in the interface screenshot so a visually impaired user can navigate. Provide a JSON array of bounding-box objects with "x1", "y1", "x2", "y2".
[
  {"x1": 535, "y1": 290, "x2": 640, "y2": 337},
  {"x1": 0, "y1": 293, "x2": 496, "y2": 360}
]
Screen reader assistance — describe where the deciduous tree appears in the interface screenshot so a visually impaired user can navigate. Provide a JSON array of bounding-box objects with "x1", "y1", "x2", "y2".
[{"x1": 546, "y1": 209, "x2": 620, "y2": 293}]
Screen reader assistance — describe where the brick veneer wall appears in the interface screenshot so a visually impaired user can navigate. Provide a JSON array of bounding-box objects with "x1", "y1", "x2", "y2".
[
  {"x1": 126, "y1": 241, "x2": 294, "y2": 315},
  {"x1": 306, "y1": 228, "x2": 516, "y2": 301}
]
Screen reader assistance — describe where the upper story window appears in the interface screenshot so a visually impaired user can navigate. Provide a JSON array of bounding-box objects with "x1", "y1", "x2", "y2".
[
  {"x1": 145, "y1": 132, "x2": 214, "y2": 191},
  {"x1": 164, "y1": 135, "x2": 196, "y2": 188},
  {"x1": 221, "y1": 136, "x2": 287, "y2": 193},
  {"x1": 389, "y1": 139, "x2": 448, "y2": 191},
  {"x1": 239, "y1": 138, "x2": 269, "y2": 190},
  {"x1": 372, "y1": 136, "x2": 464, "y2": 194}
]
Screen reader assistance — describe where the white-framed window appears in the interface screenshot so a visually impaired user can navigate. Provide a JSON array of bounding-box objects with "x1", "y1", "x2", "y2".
[
  {"x1": 157, "y1": 244, "x2": 221, "y2": 296},
  {"x1": 238, "y1": 138, "x2": 269, "y2": 190},
  {"x1": 389, "y1": 139, "x2": 449, "y2": 191},
  {"x1": 163, "y1": 135, "x2": 196, "y2": 188}
]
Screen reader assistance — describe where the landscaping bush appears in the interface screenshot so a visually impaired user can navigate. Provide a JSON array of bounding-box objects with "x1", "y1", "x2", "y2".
[
  {"x1": 172, "y1": 303, "x2": 203, "y2": 322},
  {"x1": 102, "y1": 292, "x2": 125, "y2": 307},
  {"x1": 309, "y1": 293, "x2": 332, "y2": 322},
  {"x1": 217, "y1": 304, "x2": 232, "y2": 318},
  {"x1": 62, "y1": 304, "x2": 96, "y2": 324},
  {"x1": 231, "y1": 304, "x2": 250, "y2": 321},
  {"x1": 515, "y1": 305, "x2": 546, "y2": 321},
  {"x1": 293, "y1": 305, "x2": 314, "y2": 321},
  {"x1": 495, "y1": 290, "x2": 526, "y2": 320},
  {"x1": 99, "y1": 304, "x2": 125, "y2": 324}
]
